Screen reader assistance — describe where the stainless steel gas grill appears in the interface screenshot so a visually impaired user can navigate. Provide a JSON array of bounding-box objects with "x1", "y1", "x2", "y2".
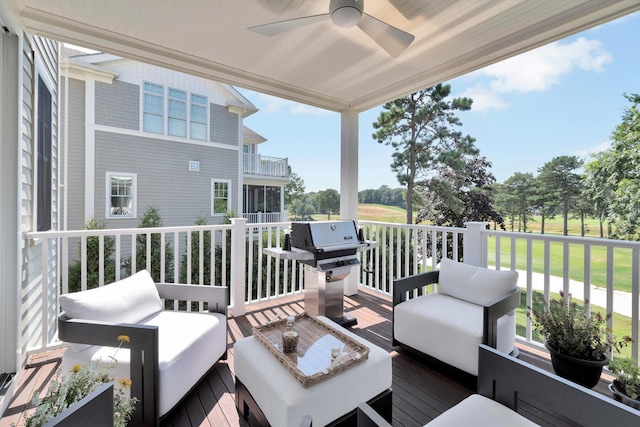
[{"x1": 264, "y1": 220, "x2": 373, "y2": 327}]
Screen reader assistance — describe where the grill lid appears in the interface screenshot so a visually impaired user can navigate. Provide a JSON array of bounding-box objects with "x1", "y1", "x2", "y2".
[{"x1": 290, "y1": 221, "x2": 365, "y2": 254}]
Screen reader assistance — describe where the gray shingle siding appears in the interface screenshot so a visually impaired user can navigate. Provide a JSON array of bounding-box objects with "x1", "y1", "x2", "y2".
[
  {"x1": 94, "y1": 130, "x2": 238, "y2": 228},
  {"x1": 210, "y1": 103, "x2": 238, "y2": 146},
  {"x1": 66, "y1": 78, "x2": 87, "y2": 232},
  {"x1": 95, "y1": 80, "x2": 139, "y2": 130}
]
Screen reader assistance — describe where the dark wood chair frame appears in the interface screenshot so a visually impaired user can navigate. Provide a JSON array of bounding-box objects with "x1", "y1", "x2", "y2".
[
  {"x1": 58, "y1": 283, "x2": 228, "y2": 427},
  {"x1": 356, "y1": 345, "x2": 640, "y2": 427},
  {"x1": 392, "y1": 271, "x2": 521, "y2": 364}
]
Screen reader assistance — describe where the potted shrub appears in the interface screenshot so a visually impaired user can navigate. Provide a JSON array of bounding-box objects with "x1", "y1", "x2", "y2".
[
  {"x1": 608, "y1": 357, "x2": 640, "y2": 410},
  {"x1": 23, "y1": 335, "x2": 137, "y2": 427},
  {"x1": 529, "y1": 292, "x2": 631, "y2": 388}
]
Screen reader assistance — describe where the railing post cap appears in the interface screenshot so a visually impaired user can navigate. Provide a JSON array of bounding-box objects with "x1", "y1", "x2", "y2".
[
  {"x1": 231, "y1": 217, "x2": 248, "y2": 225},
  {"x1": 464, "y1": 221, "x2": 489, "y2": 227}
]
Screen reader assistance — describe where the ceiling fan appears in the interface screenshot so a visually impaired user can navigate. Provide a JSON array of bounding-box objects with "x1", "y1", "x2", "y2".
[{"x1": 248, "y1": 0, "x2": 415, "y2": 58}]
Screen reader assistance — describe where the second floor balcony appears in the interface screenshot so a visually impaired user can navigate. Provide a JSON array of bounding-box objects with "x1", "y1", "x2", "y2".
[{"x1": 243, "y1": 153, "x2": 288, "y2": 178}]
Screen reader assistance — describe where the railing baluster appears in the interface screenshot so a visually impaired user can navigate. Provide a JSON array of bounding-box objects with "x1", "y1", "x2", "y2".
[{"x1": 99, "y1": 235, "x2": 104, "y2": 287}]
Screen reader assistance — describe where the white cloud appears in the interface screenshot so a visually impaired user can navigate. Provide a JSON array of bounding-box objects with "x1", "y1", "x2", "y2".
[
  {"x1": 460, "y1": 37, "x2": 612, "y2": 111},
  {"x1": 458, "y1": 84, "x2": 508, "y2": 111},
  {"x1": 256, "y1": 93, "x2": 332, "y2": 115},
  {"x1": 573, "y1": 140, "x2": 611, "y2": 159}
]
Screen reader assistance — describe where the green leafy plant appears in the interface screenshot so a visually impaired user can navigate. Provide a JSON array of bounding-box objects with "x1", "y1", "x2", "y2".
[
  {"x1": 23, "y1": 336, "x2": 138, "y2": 427},
  {"x1": 610, "y1": 357, "x2": 640, "y2": 401},
  {"x1": 67, "y1": 216, "x2": 116, "y2": 293},
  {"x1": 528, "y1": 292, "x2": 631, "y2": 361}
]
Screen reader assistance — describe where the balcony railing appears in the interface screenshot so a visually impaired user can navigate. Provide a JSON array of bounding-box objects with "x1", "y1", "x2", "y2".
[
  {"x1": 243, "y1": 153, "x2": 288, "y2": 177},
  {"x1": 23, "y1": 220, "x2": 640, "y2": 365},
  {"x1": 243, "y1": 212, "x2": 288, "y2": 223}
]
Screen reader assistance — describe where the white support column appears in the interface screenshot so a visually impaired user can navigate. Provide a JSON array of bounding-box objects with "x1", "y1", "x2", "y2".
[
  {"x1": 0, "y1": 29, "x2": 19, "y2": 380},
  {"x1": 463, "y1": 221, "x2": 489, "y2": 267},
  {"x1": 340, "y1": 109, "x2": 360, "y2": 295},
  {"x1": 84, "y1": 78, "x2": 95, "y2": 221},
  {"x1": 231, "y1": 218, "x2": 247, "y2": 316},
  {"x1": 339, "y1": 109, "x2": 359, "y2": 221}
]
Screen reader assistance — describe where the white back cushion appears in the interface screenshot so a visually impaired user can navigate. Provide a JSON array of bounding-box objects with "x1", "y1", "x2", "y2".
[
  {"x1": 59, "y1": 270, "x2": 163, "y2": 323},
  {"x1": 438, "y1": 258, "x2": 518, "y2": 306}
]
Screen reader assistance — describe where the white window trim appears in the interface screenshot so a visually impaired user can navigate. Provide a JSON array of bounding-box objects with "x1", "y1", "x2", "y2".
[
  {"x1": 141, "y1": 81, "x2": 209, "y2": 141},
  {"x1": 106, "y1": 172, "x2": 137, "y2": 219},
  {"x1": 211, "y1": 179, "x2": 232, "y2": 216},
  {"x1": 142, "y1": 82, "x2": 164, "y2": 134}
]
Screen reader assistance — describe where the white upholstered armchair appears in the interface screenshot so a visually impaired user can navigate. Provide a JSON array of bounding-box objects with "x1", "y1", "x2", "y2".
[{"x1": 392, "y1": 258, "x2": 520, "y2": 376}]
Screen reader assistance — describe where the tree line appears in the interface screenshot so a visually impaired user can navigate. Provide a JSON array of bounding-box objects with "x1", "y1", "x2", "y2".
[{"x1": 495, "y1": 94, "x2": 640, "y2": 240}]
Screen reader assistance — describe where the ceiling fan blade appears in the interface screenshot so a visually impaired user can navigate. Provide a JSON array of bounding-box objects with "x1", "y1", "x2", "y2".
[
  {"x1": 248, "y1": 14, "x2": 330, "y2": 36},
  {"x1": 357, "y1": 13, "x2": 414, "y2": 58}
]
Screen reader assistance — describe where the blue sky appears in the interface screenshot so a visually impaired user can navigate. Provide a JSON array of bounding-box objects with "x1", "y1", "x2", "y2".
[{"x1": 240, "y1": 11, "x2": 640, "y2": 193}]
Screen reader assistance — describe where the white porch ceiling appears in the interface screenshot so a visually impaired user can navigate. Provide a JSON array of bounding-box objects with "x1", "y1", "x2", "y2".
[{"x1": 7, "y1": 0, "x2": 640, "y2": 112}]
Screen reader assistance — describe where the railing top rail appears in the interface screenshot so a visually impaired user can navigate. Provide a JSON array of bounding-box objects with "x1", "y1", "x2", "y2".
[
  {"x1": 357, "y1": 220, "x2": 466, "y2": 233},
  {"x1": 484, "y1": 229, "x2": 640, "y2": 249},
  {"x1": 27, "y1": 223, "x2": 233, "y2": 239}
]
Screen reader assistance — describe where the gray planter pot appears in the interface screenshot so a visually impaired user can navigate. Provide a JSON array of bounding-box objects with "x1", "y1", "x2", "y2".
[
  {"x1": 609, "y1": 381, "x2": 640, "y2": 410},
  {"x1": 42, "y1": 382, "x2": 114, "y2": 427}
]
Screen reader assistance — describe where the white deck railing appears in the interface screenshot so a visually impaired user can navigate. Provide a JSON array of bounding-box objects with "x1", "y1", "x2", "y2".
[
  {"x1": 243, "y1": 212, "x2": 287, "y2": 224},
  {"x1": 23, "y1": 220, "x2": 640, "y2": 364},
  {"x1": 243, "y1": 153, "x2": 288, "y2": 177}
]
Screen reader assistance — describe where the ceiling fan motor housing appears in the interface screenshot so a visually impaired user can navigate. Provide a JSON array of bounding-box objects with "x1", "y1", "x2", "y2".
[{"x1": 330, "y1": 0, "x2": 363, "y2": 28}]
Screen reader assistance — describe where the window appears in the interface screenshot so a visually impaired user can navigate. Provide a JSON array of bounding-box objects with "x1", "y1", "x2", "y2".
[
  {"x1": 168, "y1": 88, "x2": 186, "y2": 137},
  {"x1": 106, "y1": 173, "x2": 137, "y2": 218},
  {"x1": 143, "y1": 82, "x2": 163, "y2": 133},
  {"x1": 211, "y1": 180, "x2": 231, "y2": 215},
  {"x1": 142, "y1": 82, "x2": 208, "y2": 141},
  {"x1": 37, "y1": 77, "x2": 52, "y2": 231},
  {"x1": 190, "y1": 94, "x2": 207, "y2": 140}
]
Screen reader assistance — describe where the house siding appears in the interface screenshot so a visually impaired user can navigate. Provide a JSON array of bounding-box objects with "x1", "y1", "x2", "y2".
[
  {"x1": 95, "y1": 80, "x2": 139, "y2": 130},
  {"x1": 210, "y1": 103, "x2": 238, "y2": 146},
  {"x1": 94, "y1": 130, "x2": 239, "y2": 228},
  {"x1": 19, "y1": 35, "x2": 59, "y2": 364},
  {"x1": 65, "y1": 78, "x2": 86, "y2": 232}
]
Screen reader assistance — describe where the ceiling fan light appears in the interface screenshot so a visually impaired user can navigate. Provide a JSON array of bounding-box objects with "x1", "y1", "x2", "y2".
[{"x1": 331, "y1": 6, "x2": 362, "y2": 28}]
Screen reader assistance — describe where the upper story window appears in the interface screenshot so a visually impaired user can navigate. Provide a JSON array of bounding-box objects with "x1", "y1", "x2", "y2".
[
  {"x1": 143, "y1": 82, "x2": 208, "y2": 141},
  {"x1": 106, "y1": 172, "x2": 137, "y2": 218},
  {"x1": 143, "y1": 82, "x2": 164, "y2": 134},
  {"x1": 191, "y1": 94, "x2": 208, "y2": 140},
  {"x1": 211, "y1": 180, "x2": 231, "y2": 215},
  {"x1": 168, "y1": 88, "x2": 187, "y2": 137}
]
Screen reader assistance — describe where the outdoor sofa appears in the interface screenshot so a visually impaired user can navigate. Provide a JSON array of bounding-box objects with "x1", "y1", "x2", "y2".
[{"x1": 57, "y1": 270, "x2": 228, "y2": 427}]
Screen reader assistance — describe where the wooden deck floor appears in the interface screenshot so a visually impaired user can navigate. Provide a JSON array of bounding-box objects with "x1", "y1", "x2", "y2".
[{"x1": 1, "y1": 288, "x2": 615, "y2": 427}]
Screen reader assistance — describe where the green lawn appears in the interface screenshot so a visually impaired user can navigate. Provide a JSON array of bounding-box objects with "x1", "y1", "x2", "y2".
[{"x1": 488, "y1": 237, "x2": 634, "y2": 293}]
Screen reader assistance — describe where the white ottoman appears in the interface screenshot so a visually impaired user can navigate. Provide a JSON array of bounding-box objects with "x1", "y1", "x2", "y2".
[{"x1": 234, "y1": 316, "x2": 392, "y2": 427}]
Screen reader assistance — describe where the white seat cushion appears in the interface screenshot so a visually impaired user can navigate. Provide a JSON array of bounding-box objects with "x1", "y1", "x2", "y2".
[
  {"x1": 394, "y1": 293, "x2": 515, "y2": 375},
  {"x1": 438, "y1": 258, "x2": 518, "y2": 306},
  {"x1": 234, "y1": 316, "x2": 392, "y2": 427},
  {"x1": 426, "y1": 394, "x2": 539, "y2": 426},
  {"x1": 62, "y1": 311, "x2": 226, "y2": 416}
]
